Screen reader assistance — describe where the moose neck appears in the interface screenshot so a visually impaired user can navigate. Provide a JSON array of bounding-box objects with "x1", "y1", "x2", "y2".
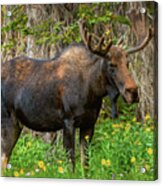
[
  {"x1": 90, "y1": 57, "x2": 119, "y2": 101},
  {"x1": 89, "y1": 57, "x2": 109, "y2": 98}
]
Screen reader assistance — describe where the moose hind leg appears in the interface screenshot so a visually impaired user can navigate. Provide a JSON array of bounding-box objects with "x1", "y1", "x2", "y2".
[
  {"x1": 63, "y1": 119, "x2": 75, "y2": 172},
  {"x1": 1, "y1": 116, "x2": 22, "y2": 170}
]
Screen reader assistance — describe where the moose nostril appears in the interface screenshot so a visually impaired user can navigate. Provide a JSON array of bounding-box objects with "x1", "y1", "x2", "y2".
[
  {"x1": 126, "y1": 88, "x2": 137, "y2": 93},
  {"x1": 125, "y1": 88, "x2": 139, "y2": 101},
  {"x1": 125, "y1": 88, "x2": 138, "y2": 98}
]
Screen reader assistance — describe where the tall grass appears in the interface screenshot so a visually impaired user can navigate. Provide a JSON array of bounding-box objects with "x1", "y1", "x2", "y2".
[{"x1": 3, "y1": 105, "x2": 157, "y2": 180}]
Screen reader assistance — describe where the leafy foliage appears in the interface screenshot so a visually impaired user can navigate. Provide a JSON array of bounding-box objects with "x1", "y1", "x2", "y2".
[{"x1": 1, "y1": 3, "x2": 130, "y2": 54}]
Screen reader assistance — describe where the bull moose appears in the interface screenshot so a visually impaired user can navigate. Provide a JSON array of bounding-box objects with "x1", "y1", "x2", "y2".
[{"x1": 1, "y1": 14, "x2": 152, "y2": 172}]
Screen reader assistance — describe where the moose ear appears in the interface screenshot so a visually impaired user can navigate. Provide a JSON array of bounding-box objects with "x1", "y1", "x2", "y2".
[{"x1": 105, "y1": 52, "x2": 112, "y2": 60}]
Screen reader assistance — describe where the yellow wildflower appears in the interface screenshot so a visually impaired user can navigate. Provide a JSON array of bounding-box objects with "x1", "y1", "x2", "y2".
[
  {"x1": 145, "y1": 128, "x2": 151, "y2": 132},
  {"x1": 20, "y1": 169, "x2": 24, "y2": 174},
  {"x1": 112, "y1": 124, "x2": 120, "y2": 128},
  {"x1": 145, "y1": 114, "x2": 150, "y2": 121},
  {"x1": 57, "y1": 160, "x2": 63, "y2": 164},
  {"x1": 31, "y1": 171, "x2": 35, "y2": 176},
  {"x1": 101, "y1": 159, "x2": 106, "y2": 166},
  {"x1": 113, "y1": 124, "x2": 123, "y2": 129},
  {"x1": 105, "y1": 30, "x2": 111, "y2": 36},
  {"x1": 130, "y1": 157, "x2": 136, "y2": 163},
  {"x1": 58, "y1": 166, "x2": 64, "y2": 174},
  {"x1": 145, "y1": 164, "x2": 150, "y2": 171},
  {"x1": 14, "y1": 171, "x2": 19, "y2": 177},
  {"x1": 107, "y1": 159, "x2": 111, "y2": 167},
  {"x1": 125, "y1": 124, "x2": 131, "y2": 131},
  {"x1": 85, "y1": 135, "x2": 89, "y2": 141},
  {"x1": 43, "y1": 166, "x2": 46, "y2": 172},
  {"x1": 27, "y1": 141, "x2": 32, "y2": 147},
  {"x1": 38, "y1": 161, "x2": 44, "y2": 169},
  {"x1": 147, "y1": 148, "x2": 153, "y2": 155},
  {"x1": 132, "y1": 117, "x2": 136, "y2": 122}
]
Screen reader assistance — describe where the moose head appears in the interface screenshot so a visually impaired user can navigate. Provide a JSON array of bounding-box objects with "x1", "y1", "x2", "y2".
[{"x1": 78, "y1": 8, "x2": 152, "y2": 105}]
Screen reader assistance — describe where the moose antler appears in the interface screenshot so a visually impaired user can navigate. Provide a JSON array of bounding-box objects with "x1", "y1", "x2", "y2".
[
  {"x1": 126, "y1": 8, "x2": 153, "y2": 54},
  {"x1": 78, "y1": 19, "x2": 112, "y2": 56}
]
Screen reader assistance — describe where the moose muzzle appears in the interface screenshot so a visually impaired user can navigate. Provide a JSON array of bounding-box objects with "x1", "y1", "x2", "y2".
[{"x1": 123, "y1": 85, "x2": 139, "y2": 104}]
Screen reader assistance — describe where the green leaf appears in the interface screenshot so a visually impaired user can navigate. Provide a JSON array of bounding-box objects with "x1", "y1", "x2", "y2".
[{"x1": 112, "y1": 15, "x2": 131, "y2": 26}]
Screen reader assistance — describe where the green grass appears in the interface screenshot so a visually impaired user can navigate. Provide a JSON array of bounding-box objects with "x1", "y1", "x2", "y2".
[{"x1": 3, "y1": 107, "x2": 157, "y2": 180}]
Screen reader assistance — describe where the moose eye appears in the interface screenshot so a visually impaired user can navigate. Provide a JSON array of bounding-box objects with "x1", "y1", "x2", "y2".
[
  {"x1": 110, "y1": 68, "x2": 116, "y2": 75},
  {"x1": 109, "y1": 65, "x2": 117, "y2": 76},
  {"x1": 110, "y1": 64, "x2": 117, "y2": 68}
]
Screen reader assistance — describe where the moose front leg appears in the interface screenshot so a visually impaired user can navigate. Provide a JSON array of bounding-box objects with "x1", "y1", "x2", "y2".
[
  {"x1": 111, "y1": 97, "x2": 119, "y2": 118},
  {"x1": 79, "y1": 126, "x2": 94, "y2": 174},
  {"x1": 108, "y1": 92, "x2": 119, "y2": 119},
  {"x1": 63, "y1": 119, "x2": 75, "y2": 172}
]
